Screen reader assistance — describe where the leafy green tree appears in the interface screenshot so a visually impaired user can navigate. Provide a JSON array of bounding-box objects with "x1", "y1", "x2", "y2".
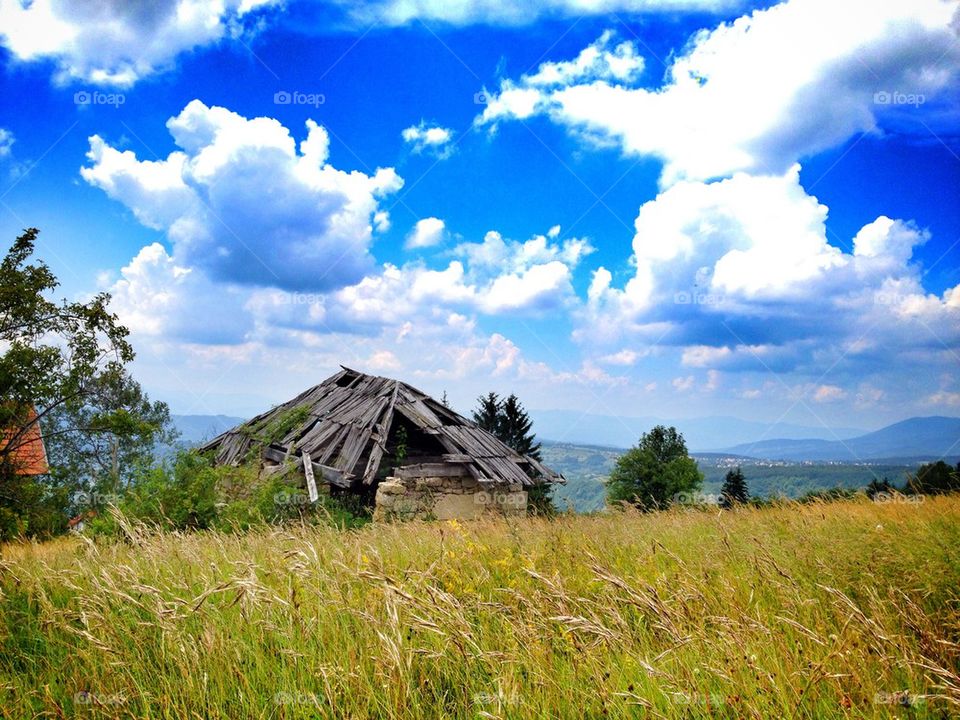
[
  {"x1": 606, "y1": 425, "x2": 703, "y2": 510},
  {"x1": 719, "y1": 466, "x2": 749, "y2": 508},
  {"x1": 108, "y1": 451, "x2": 220, "y2": 532},
  {"x1": 0, "y1": 228, "x2": 164, "y2": 539},
  {"x1": 904, "y1": 460, "x2": 960, "y2": 495},
  {"x1": 44, "y1": 371, "x2": 177, "y2": 515}
]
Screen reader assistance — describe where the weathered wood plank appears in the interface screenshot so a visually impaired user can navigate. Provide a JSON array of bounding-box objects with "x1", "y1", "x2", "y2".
[
  {"x1": 395, "y1": 462, "x2": 469, "y2": 478},
  {"x1": 302, "y1": 451, "x2": 319, "y2": 503},
  {"x1": 316, "y1": 462, "x2": 351, "y2": 488},
  {"x1": 361, "y1": 381, "x2": 399, "y2": 485}
]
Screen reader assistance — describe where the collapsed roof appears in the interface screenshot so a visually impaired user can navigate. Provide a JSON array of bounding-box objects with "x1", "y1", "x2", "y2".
[{"x1": 201, "y1": 367, "x2": 562, "y2": 489}]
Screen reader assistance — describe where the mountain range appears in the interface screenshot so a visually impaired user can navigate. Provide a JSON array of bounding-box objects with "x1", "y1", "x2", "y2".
[
  {"x1": 529, "y1": 410, "x2": 867, "y2": 451},
  {"x1": 721, "y1": 416, "x2": 960, "y2": 462}
]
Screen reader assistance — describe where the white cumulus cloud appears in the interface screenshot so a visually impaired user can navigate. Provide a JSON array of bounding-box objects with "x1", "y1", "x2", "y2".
[
  {"x1": 337, "y1": 0, "x2": 736, "y2": 27},
  {"x1": 0, "y1": 0, "x2": 278, "y2": 86},
  {"x1": 109, "y1": 243, "x2": 250, "y2": 344},
  {"x1": 82, "y1": 101, "x2": 403, "y2": 291},
  {"x1": 405, "y1": 217, "x2": 447, "y2": 249},
  {"x1": 402, "y1": 122, "x2": 455, "y2": 158},
  {"x1": 477, "y1": 1, "x2": 960, "y2": 185},
  {"x1": 577, "y1": 165, "x2": 960, "y2": 386}
]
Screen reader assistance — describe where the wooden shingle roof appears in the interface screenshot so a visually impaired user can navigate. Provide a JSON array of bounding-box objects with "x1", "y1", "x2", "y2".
[{"x1": 202, "y1": 367, "x2": 562, "y2": 488}]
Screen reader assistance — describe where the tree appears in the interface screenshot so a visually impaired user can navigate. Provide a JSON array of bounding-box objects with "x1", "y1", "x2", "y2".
[
  {"x1": 865, "y1": 477, "x2": 895, "y2": 500},
  {"x1": 472, "y1": 392, "x2": 501, "y2": 435},
  {"x1": 471, "y1": 391, "x2": 554, "y2": 515},
  {"x1": 499, "y1": 394, "x2": 542, "y2": 461},
  {"x1": 0, "y1": 228, "x2": 167, "y2": 539},
  {"x1": 43, "y1": 370, "x2": 177, "y2": 515},
  {"x1": 606, "y1": 425, "x2": 703, "y2": 510},
  {"x1": 114, "y1": 451, "x2": 219, "y2": 532},
  {"x1": 904, "y1": 460, "x2": 960, "y2": 495},
  {"x1": 719, "y1": 466, "x2": 749, "y2": 508}
]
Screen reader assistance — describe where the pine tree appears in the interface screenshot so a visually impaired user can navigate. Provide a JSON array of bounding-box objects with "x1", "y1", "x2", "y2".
[
  {"x1": 471, "y1": 392, "x2": 553, "y2": 515},
  {"x1": 499, "y1": 394, "x2": 541, "y2": 461},
  {"x1": 865, "y1": 477, "x2": 894, "y2": 499},
  {"x1": 471, "y1": 392, "x2": 501, "y2": 435},
  {"x1": 719, "y1": 466, "x2": 749, "y2": 508},
  {"x1": 500, "y1": 394, "x2": 552, "y2": 515}
]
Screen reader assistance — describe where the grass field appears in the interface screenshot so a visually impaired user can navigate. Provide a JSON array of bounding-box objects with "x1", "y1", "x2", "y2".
[{"x1": 1, "y1": 497, "x2": 959, "y2": 718}]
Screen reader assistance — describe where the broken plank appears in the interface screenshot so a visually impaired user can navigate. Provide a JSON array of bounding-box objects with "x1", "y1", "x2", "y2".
[{"x1": 303, "y1": 452, "x2": 319, "y2": 503}]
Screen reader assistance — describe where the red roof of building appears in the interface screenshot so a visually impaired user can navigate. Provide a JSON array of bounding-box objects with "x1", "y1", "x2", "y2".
[{"x1": 2, "y1": 407, "x2": 49, "y2": 475}]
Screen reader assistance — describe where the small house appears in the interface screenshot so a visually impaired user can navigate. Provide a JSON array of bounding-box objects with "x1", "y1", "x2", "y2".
[{"x1": 202, "y1": 367, "x2": 563, "y2": 520}]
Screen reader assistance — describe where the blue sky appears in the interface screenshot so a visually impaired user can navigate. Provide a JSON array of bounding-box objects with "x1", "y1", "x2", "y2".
[{"x1": 0, "y1": 0, "x2": 958, "y2": 438}]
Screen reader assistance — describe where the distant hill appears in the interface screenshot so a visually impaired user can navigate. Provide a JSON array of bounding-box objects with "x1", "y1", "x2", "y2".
[
  {"x1": 541, "y1": 441, "x2": 923, "y2": 512},
  {"x1": 171, "y1": 415, "x2": 246, "y2": 445},
  {"x1": 531, "y1": 410, "x2": 866, "y2": 451},
  {"x1": 168, "y1": 415, "x2": 942, "y2": 512},
  {"x1": 723, "y1": 416, "x2": 960, "y2": 462}
]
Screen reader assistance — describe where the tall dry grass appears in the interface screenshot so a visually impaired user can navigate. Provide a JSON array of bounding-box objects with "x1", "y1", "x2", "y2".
[{"x1": 1, "y1": 496, "x2": 958, "y2": 718}]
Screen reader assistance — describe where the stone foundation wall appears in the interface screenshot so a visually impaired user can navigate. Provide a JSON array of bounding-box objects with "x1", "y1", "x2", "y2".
[{"x1": 374, "y1": 474, "x2": 527, "y2": 521}]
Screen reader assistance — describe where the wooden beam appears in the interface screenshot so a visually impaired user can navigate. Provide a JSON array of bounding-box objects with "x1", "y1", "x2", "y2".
[
  {"x1": 441, "y1": 453, "x2": 472, "y2": 463},
  {"x1": 316, "y1": 463, "x2": 352, "y2": 488},
  {"x1": 262, "y1": 445, "x2": 287, "y2": 463},
  {"x1": 395, "y1": 462, "x2": 469, "y2": 479}
]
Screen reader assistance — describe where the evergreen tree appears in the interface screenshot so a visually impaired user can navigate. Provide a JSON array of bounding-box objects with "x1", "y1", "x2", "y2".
[
  {"x1": 865, "y1": 477, "x2": 894, "y2": 499},
  {"x1": 499, "y1": 394, "x2": 541, "y2": 461},
  {"x1": 471, "y1": 391, "x2": 554, "y2": 515},
  {"x1": 500, "y1": 394, "x2": 552, "y2": 515},
  {"x1": 606, "y1": 425, "x2": 703, "y2": 510},
  {"x1": 719, "y1": 466, "x2": 749, "y2": 508},
  {"x1": 904, "y1": 460, "x2": 960, "y2": 495},
  {"x1": 471, "y1": 392, "x2": 501, "y2": 435}
]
